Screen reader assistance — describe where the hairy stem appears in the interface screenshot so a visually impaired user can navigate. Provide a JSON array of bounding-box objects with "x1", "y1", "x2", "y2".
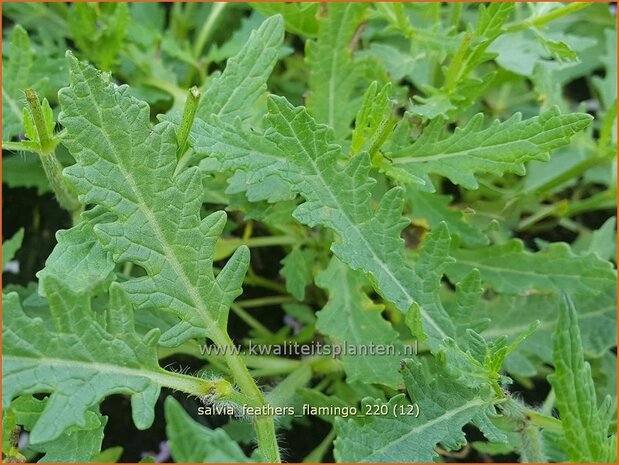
[
  {"x1": 211, "y1": 330, "x2": 281, "y2": 462},
  {"x1": 519, "y1": 424, "x2": 547, "y2": 463},
  {"x1": 25, "y1": 89, "x2": 83, "y2": 221}
]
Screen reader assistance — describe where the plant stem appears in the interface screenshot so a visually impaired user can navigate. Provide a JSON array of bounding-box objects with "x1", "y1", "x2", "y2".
[
  {"x1": 505, "y1": 3, "x2": 590, "y2": 33},
  {"x1": 25, "y1": 89, "x2": 54, "y2": 152},
  {"x1": 303, "y1": 428, "x2": 336, "y2": 463},
  {"x1": 1, "y1": 141, "x2": 39, "y2": 154},
  {"x1": 231, "y1": 302, "x2": 273, "y2": 336},
  {"x1": 25, "y1": 89, "x2": 83, "y2": 221},
  {"x1": 237, "y1": 295, "x2": 295, "y2": 308},
  {"x1": 141, "y1": 77, "x2": 187, "y2": 106},
  {"x1": 519, "y1": 424, "x2": 547, "y2": 463},
  {"x1": 176, "y1": 86, "x2": 201, "y2": 159},
  {"x1": 193, "y1": 2, "x2": 227, "y2": 58},
  {"x1": 566, "y1": 188, "x2": 616, "y2": 216},
  {"x1": 210, "y1": 330, "x2": 281, "y2": 462},
  {"x1": 244, "y1": 273, "x2": 288, "y2": 294}
]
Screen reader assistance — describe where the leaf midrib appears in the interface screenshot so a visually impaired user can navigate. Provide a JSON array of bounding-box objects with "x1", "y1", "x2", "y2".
[
  {"x1": 75, "y1": 65, "x2": 221, "y2": 338},
  {"x1": 5, "y1": 354, "x2": 189, "y2": 392},
  {"x1": 359, "y1": 397, "x2": 487, "y2": 461},
  {"x1": 279, "y1": 107, "x2": 448, "y2": 340}
]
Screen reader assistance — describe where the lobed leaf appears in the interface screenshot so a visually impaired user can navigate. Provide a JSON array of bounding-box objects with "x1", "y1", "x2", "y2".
[
  {"x1": 548, "y1": 296, "x2": 616, "y2": 462},
  {"x1": 3, "y1": 280, "x2": 162, "y2": 444},
  {"x1": 58, "y1": 54, "x2": 249, "y2": 347},
  {"x1": 334, "y1": 358, "x2": 501, "y2": 462},
  {"x1": 385, "y1": 107, "x2": 592, "y2": 189},
  {"x1": 315, "y1": 257, "x2": 404, "y2": 387},
  {"x1": 164, "y1": 397, "x2": 254, "y2": 463},
  {"x1": 305, "y1": 3, "x2": 367, "y2": 141}
]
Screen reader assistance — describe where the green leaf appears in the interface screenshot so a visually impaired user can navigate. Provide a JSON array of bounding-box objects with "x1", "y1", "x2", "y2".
[
  {"x1": 592, "y1": 29, "x2": 617, "y2": 110},
  {"x1": 306, "y1": 3, "x2": 367, "y2": 140},
  {"x1": 92, "y1": 446, "x2": 124, "y2": 463},
  {"x1": 280, "y1": 247, "x2": 316, "y2": 300},
  {"x1": 198, "y1": 14, "x2": 284, "y2": 121},
  {"x1": 334, "y1": 358, "x2": 500, "y2": 462},
  {"x1": 250, "y1": 2, "x2": 319, "y2": 37},
  {"x1": 410, "y1": 3, "x2": 514, "y2": 118},
  {"x1": 548, "y1": 295, "x2": 616, "y2": 462},
  {"x1": 193, "y1": 97, "x2": 456, "y2": 350},
  {"x1": 67, "y1": 3, "x2": 129, "y2": 71},
  {"x1": 206, "y1": 12, "x2": 265, "y2": 63},
  {"x1": 571, "y1": 216, "x2": 616, "y2": 266},
  {"x1": 351, "y1": 81, "x2": 396, "y2": 157},
  {"x1": 476, "y1": 289, "x2": 616, "y2": 377},
  {"x1": 58, "y1": 54, "x2": 249, "y2": 347},
  {"x1": 164, "y1": 396, "x2": 253, "y2": 463},
  {"x1": 315, "y1": 257, "x2": 404, "y2": 387},
  {"x1": 37, "y1": 208, "x2": 115, "y2": 297},
  {"x1": 10, "y1": 396, "x2": 106, "y2": 462},
  {"x1": 406, "y1": 187, "x2": 488, "y2": 247},
  {"x1": 446, "y1": 240, "x2": 616, "y2": 298},
  {"x1": 2, "y1": 280, "x2": 163, "y2": 444},
  {"x1": 2, "y1": 25, "x2": 38, "y2": 140},
  {"x1": 2, "y1": 228, "x2": 24, "y2": 269},
  {"x1": 385, "y1": 107, "x2": 593, "y2": 189},
  {"x1": 2, "y1": 153, "x2": 51, "y2": 195}
]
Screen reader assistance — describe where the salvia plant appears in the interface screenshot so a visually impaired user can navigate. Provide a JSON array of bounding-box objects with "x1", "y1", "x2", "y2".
[{"x1": 1, "y1": 2, "x2": 617, "y2": 463}]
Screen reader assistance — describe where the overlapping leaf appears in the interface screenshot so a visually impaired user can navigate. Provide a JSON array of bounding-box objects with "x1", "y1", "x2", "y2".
[
  {"x1": 315, "y1": 257, "x2": 404, "y2": 387},
  {"x1": 58, "y1": 54, "x2": 249, "y2": 347},
  {"x1": 446, "y1": 239, "x2": 616, "y2": 298},
  {"x1": 2, "y1": 25, "x2": 39, "y2": 140},
  {"x1": 548, "y1": 296, "x2": 616, "y2": 462},
  {"x1": 305, "y1": 3, "x2": 367, "y2": 140},
  {"x1": 2, "y1": 228, "x2": 24, "y2": 269},
  {"x1": 472, "y1": 288, "x2": 616, "y2": 377},
  {"x1": 334, "y1": 358, "x2": 502, "y2": 462},
  {"x1": 3, "y1": 279, "x2": 162, "y2": 444},
  {"x1": 384, "y1": 107, "x2": 592, "y2": 189},
  {"x1": 7, "y1": 396, "x2": 106, "y2": 462},
  {"x1": 193, "y1": 97, "x2": 457, "y2": 350},
  {"x1": 165, "y1": 397, "x2": 254, "y2": 463},
  {"x1": 198, "y1": 14, "x2": 284, "y2": 121}
]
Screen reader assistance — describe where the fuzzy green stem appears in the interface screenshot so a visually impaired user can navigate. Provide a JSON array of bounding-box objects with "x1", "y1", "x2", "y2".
[
  {"x1": 176, "y1": 86, "x2": 201, "y2": 159},
  {"x1": 25, "y1": 89, "x2": 83, "y2": 220},
  {"x1": 25, "y1": 89, "x2": 54, "y2": 152},
  {"x1": 1, "y1": 141, "x2": 39, "y2": 154},
  {"x1": 154, "y1": 367, "x2": 255, "y2": 407},
  {"x1": 519, "y1": 424, "x2": 547, "y2": 463},
  {"x1": 210, "y1": 330, "x2": 281, "y2": 462}
]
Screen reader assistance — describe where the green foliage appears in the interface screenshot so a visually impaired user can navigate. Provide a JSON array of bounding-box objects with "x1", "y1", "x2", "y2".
[
  {"x1": 334, "y1": 358, "x2": 501, "y2": 462},
  {"x1": 8, "y1": 396, "x2": 106, "y2": 462},
  {"x1": 549, "y1": 296, "x2": 616, "y2": 462},
  {"x1": 59, "y1": 54, "x2": 250, "y2": 347},
  {"x1": 305, "y1": 3, "x2": 368, "y2": 140},
  {"x1": 164, "y1": 397, "x2": 254, "y2": 463},
  {"x1": 2, "y1": 2, "x2": 616, "y2": 463},
  {"x1": 2, "y1": 228, "x2": 24, "y2": 269},
  {"x1": 3, "y1": 281, "x2": 162, "y2": 443},
  {"x1": 384, "y1": 108, "x2": 592, "y2": 189}
]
